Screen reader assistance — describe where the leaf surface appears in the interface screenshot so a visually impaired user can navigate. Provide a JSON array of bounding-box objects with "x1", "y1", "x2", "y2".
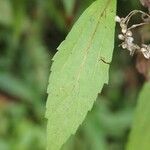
[
  {"x1": 46, "y1": 0, "x2": 116, "y2": 149},
  {"x1": 127, "y1": 82, "x2": 150, "y2": 150}
]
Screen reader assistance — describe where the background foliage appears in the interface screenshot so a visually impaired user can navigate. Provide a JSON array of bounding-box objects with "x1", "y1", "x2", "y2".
[{"x1": 0, "y1": 0, "x2": 149, "y2": 150}]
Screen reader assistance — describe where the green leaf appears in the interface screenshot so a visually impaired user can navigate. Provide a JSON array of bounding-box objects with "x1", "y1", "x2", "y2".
[
  {"x1": 127, "y1": 82, "x2": 150, "y2": 150},
  {"x1": 46, "y1": 0, "x2": 116, "y2": 150}
]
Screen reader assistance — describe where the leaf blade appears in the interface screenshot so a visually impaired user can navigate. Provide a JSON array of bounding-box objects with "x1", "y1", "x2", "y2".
[
  {"x1": 127, "y1": 83, "x2": 150, "y2": 150},
  {"x1": 46, "y1": 0, "x2": 116, "y2": 150}
]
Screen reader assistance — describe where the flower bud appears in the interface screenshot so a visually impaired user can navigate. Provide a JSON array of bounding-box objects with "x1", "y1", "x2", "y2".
[
  {"x1": 126, "y1": 30, "x2": 132, "y2": 37},
  {"x1": 115, "y1": 16, "x2": 121, "y2": 22},
  {"x1": 141, "y1": 47, "x2": 150, "y2": 59},
  {"x1": 122, "y1": 43, "x2": 127, "y2": 49},
  {"x1": 118, "y1": 34, "x2": 125, "y2": 40}
]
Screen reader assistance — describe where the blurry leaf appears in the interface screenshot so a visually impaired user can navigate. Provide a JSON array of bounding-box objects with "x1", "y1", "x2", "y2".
[
  {"x1": 11, "y1": 119, "x2": 46, "y2": 150},
  {"x1": 25, "y1": 37, "x2": 50, "y2": 94},
  {"x1": 46, "y1": 0, "x2": 116, "y2": 149},
  {"x1": 47, "y1": 0, "x2": 66, "y2": 30},
  {"x1": 62, "y1": 0, "x2": 76, "y2": 16},
  {"x1": 127, "y1": 82, "x2": 150, "y2": 150},
  {"x1": 0, "y1": 139, "x2": 9, "y2": 150},
  {"x1": 99, "y1": 108, "x2": 133, "y2": 137},
  {"x1": 85, "y1": 98, "x2": 133, "y2": 139},
  {"x1": 5, "y1": 0, "x2": 29, "y2": 67},
  {"x1": 82, "y1": 103, "x2": 107, "y2": 150},
  {"x1": 0, "y1": 0, "x2": 12, "y2": 25},
  {"x1": 0, "y1": 72, "x2": 37, "y2": 102}
]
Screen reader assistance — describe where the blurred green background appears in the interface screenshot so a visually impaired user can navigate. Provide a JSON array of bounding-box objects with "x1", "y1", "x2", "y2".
[{"x1": 0, "y1": 0, "x2": 148, "y2": 150}]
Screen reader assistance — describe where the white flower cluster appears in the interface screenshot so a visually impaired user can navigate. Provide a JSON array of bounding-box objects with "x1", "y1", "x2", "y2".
[{"x1": 115, "y1": 10, "x2": 150, "y2": 59}]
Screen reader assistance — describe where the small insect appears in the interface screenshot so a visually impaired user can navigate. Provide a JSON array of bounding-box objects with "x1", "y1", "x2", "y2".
[
  {"x1": 100, "y1": 57, "x2": 110, "y2": 65},
  {"x1": 115, "y1": 10, "x2": 150, "y2": 59}
]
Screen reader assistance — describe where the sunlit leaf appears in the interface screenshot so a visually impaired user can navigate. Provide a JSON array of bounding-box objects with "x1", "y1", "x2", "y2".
[{"x1": 46, "y1": 0, "x2": 116, "y2": 149}]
